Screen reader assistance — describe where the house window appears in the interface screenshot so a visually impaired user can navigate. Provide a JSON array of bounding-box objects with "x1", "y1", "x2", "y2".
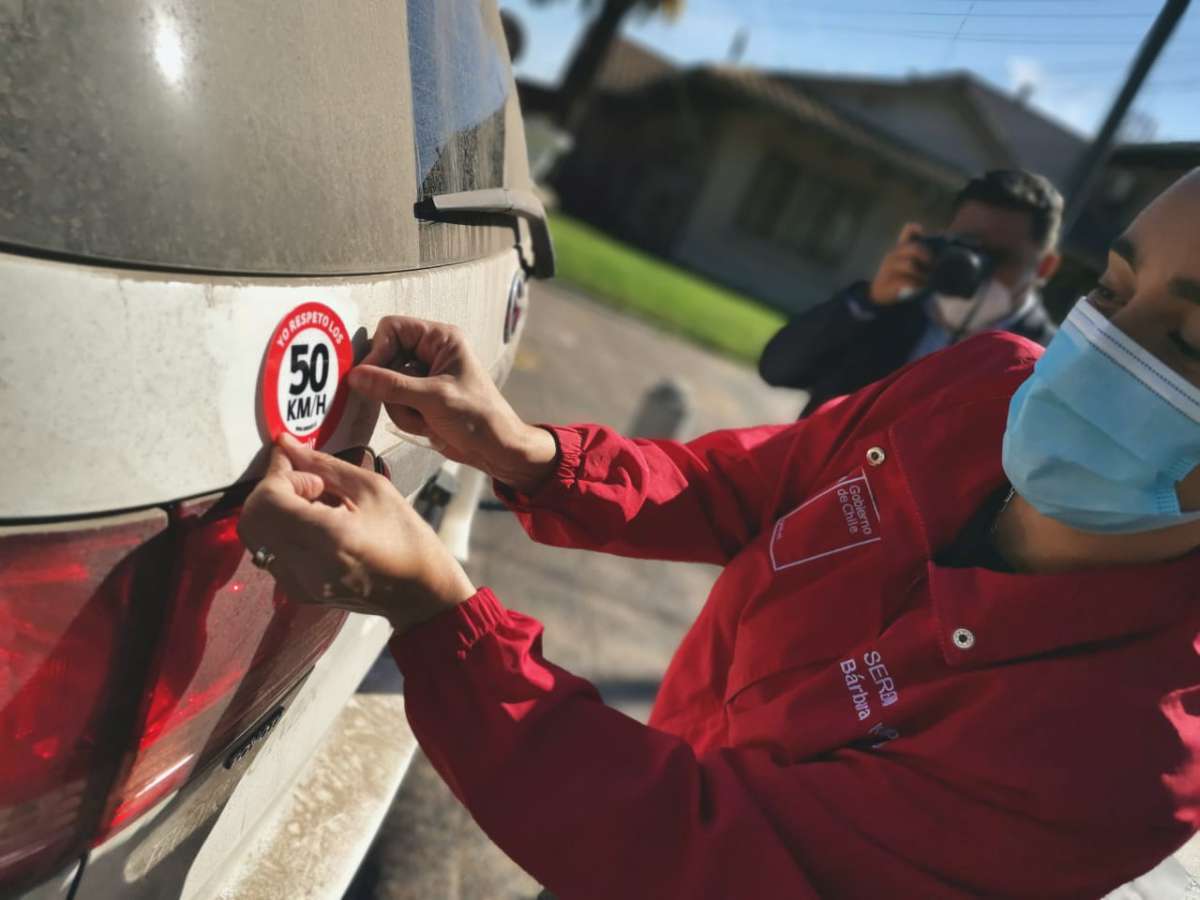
[
  {"x1": 735, "y1": 154, "x2": 799, "y2": 239},
  {"x1": 776, "y1": 174, "x2": 869, "y2": 264},
  {"x1": 736, "y1": 153, "x2": 867, "y2": 265}
]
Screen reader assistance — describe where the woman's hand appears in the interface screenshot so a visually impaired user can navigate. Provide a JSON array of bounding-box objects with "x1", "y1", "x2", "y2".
[
  {"x1": 347, "y1": 316, "x2": 558, "y2": 494},
  {"x1": 238, "y1": 435, "x2": 477, "y2": 634}
]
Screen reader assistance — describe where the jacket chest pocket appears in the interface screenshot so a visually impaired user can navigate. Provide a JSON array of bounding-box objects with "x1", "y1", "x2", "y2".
[
  {"x1": 769, "y1": 469, "x2": 882, "y2": 572},
  {"x1": 725, "y1": 464, "x2": 918, "y2": 705}
]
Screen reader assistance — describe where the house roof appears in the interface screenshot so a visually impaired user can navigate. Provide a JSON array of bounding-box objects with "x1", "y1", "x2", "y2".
[
  {"x1": 515, "y1": 37, "x2": 674, "y2": 117},
  {"x1": 958, "y1": 75, "x2": 1087, "y2": 184},
  {"x1": 1110, "y1": 141, "x2": 1200, "y2": 169},
  {"x1": 1069, "y1": 143, "x2": 1200, "y2": 266},
  {"x1": 770, "y1": 71, "x2": 1087, "y2": 189},
  {"x1": 687, "y1": 66, "x2": 965, "y2": 189},
  {"x1": 593, "y1": 36, "x2": 676, "y2": 93},
  {"x1": 588, "y1": 41, "x2": 1090, "y2": 193}
]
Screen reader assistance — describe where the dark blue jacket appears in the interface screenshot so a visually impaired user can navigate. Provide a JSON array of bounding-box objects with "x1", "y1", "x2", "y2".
[{"x1": 758, "y1": 281, "x2": 1057, "y2": 416}]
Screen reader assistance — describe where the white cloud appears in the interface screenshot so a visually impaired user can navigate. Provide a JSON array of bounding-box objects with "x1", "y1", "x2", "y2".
[
  {"x1": 1004, "y1": 55, "x2": 1109, "y2": 136},
  {"x1": 1006, "y1": 56, "x2": 1045, "y2": 96}
]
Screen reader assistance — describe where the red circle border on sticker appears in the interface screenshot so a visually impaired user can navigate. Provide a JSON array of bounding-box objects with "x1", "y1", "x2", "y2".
[{"x1": 262, "y1": 302, "x2": 354, "y2": 448}]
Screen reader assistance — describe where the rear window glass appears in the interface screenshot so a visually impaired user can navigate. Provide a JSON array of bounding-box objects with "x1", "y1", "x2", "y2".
[
  {"x1": 0, "y1": 2, "x2": 424, "y2": 275},
  {"x1": 407, "y1": 0, "x2": 510, "y2": 197}
]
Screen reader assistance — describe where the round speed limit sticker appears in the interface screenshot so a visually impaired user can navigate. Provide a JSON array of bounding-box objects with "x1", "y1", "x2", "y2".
[{"x1": 262, "y1": 302, "x2": 354, "y2": 447}]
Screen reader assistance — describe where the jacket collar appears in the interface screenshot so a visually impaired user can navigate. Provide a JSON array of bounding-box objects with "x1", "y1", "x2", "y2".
[
  {"x1": 890, "y1": 391, "x2": 1200, "y2": 669},
  {"x1": 1008, "y1": 295, "x2": 1056, "y2": 344},
  {"x1": 993, "y1": 290, "x2": 1040, "y2": 332}
]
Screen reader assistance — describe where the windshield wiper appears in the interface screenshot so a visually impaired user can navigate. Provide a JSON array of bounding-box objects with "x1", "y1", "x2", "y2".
[{"x1": 415, "y1": 188, "x2": 556, "y2": 279}]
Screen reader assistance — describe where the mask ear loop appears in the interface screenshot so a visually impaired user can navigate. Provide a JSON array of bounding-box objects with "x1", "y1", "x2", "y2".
[
  {"x1": 949, "y1": 287, "x2": 990, "y2": 344},
  {"x1": 948, "y1": 266, "x2": 1039, "y2": 345},
  {"x1": 947, "y1": 251, "x2": 1000, "y2": 345}
]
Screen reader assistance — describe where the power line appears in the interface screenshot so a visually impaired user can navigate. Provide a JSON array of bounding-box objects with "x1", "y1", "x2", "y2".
[
  {"x1": 782, "y1": 6, "x2": 1152, "y2": 17},
  {"x1": 716, "y1": 0, "x2": 1200, "y2": 79},
  {"x1": 844, "y1": 1, "x2": 1157, "y2": 4},
  {"x1": 775, "y1": 23, "x2": 1146, "y2": 44},
  {"x1": 944, "y1": 1, "x2": 977, "y2": 62},
  {"x1": 1144, "y1": 76, "x2": 1200, "y2": 89},
  {"x1": 760, "y1": 0, "x2": 1155, "y2": 5},
  {"x1": 1037, "y1": 56, "x2": 1200, "y2": 73}
]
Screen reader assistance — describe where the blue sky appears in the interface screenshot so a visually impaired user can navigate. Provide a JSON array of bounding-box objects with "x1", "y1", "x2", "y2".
[{"x1": 502, "y1": 0, "x2": 1200, "y2": 141}]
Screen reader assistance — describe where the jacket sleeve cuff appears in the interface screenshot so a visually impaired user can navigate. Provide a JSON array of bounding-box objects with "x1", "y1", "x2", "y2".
[
  {"x1": 491, "y1": 425, "x2": 585, "y2": 512},
  {"x1": 843, "y1": 282, "x2": 879, "y2": 322},
  {"x1": 390, "y1": 587, "x2": 509, "y2": 671}
]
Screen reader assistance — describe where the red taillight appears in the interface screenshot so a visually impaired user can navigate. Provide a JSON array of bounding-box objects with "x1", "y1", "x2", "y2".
[
  {"x1": 0, "y1": 511, "x2": 168, "y2": 889},
  {"x1": 1, "y1": 491, "x2": 347, "y2": 892},
  {"x1": 97, "y1": 494, "x2": 346, "y2": 836}
]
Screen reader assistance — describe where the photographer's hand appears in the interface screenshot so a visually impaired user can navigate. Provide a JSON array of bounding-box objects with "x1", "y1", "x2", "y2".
[
  {"x1": 869, "y1": 222, "x2": 933, "y2": 306},
  {"x1": 347, "y1": 316, "x2": 559, "y2": 495}
]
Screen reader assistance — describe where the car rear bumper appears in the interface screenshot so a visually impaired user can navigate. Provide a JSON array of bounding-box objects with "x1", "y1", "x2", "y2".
[
  {"x1": 198, "y1": 692, "x2": 415, "y2": 900},
  {"x1": 66, "y1": 611, "x2": 411, "y2": 900}
]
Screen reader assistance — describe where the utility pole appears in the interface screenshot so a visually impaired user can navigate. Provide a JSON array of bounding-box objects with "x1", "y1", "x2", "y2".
[
  {"x1": 728, "y1": 28, "x2": 749, "y2": 65},
  {"x1": 1062, "y1": 0, "x2": 1191, "y2": 234}
]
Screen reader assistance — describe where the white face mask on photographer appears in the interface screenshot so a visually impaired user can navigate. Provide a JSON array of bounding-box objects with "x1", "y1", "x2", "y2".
[{"x1": 933, "y1": 278, "x2": 1022, "y2": 335}]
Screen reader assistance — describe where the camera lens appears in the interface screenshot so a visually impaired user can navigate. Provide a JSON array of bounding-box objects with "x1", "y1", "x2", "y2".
[{"x1": 930, "y1": 243, "x2": 989, "y2": 298}]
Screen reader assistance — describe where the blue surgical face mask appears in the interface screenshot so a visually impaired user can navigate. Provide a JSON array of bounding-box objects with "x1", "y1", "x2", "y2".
[{"x1": 1002, "y1": 299, "x2": 1200, "y2": 534}]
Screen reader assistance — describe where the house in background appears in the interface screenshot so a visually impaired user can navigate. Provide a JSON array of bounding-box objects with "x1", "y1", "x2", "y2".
[
  {"x1": 789, "y1": 71, "x2": 1084, "y2": 189},
  {"x1": 544, "y1": 39, "x2": 1094, "y2": 315},
  {"x1": 1045, "y1": 141, "x2": 1200, "y2": 317}
]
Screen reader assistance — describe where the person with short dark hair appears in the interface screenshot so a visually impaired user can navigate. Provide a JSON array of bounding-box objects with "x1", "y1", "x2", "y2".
[
  {"x1": 240, "y1": 171, "x2": 1200, "y2": 898},
  {"x1": 759, "y1": 169, "x2": 1063, "y2": 416}
]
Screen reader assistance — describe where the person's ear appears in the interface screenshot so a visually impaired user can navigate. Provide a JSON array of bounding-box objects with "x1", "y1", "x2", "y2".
[{"x1": 1036, "y1": 252, "x2": 1061, "y2": 284}]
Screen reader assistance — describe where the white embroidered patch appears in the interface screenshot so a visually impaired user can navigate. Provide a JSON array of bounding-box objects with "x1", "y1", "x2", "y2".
[{"x1": 769, "y1": 470, "x2": 882, "y2": 572}]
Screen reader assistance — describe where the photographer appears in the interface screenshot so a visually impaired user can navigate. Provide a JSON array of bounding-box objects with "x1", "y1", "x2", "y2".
[{"x1": 759, "y1": 169, "x2": 1062, "y2": 416}]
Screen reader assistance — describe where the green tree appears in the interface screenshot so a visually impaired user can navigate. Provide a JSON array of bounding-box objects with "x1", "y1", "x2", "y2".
[{"x1": 533, "y1": 0, "x2": 684, "y2": 127}]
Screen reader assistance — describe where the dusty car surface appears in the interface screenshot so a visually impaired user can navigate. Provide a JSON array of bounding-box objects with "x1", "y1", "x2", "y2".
[{"x1": 0, "y1": 1, "x2": 549, "y2": 897}]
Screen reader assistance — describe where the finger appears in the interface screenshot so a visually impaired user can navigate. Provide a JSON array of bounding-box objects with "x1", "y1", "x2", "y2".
[
  {"x1": 259, "y1": 447, "x2": 330, "y2": 507},
  {"x1": 277, "y1": 434, "x2": 379, "y2": 502},
  {"x1": 253, "y1": 447, "x2": 324, "y2": 515},
  {"x1": 885, "y1": 277, "x2": 926, "y2": 302},
  {"x1": 897, "y1": 222, "x2": 925, "y2": 245},
  {"x1": 892, "y1": 242, "x2": 933, "y2": 267},
  {"x1": 287, "y1": 470, "x2": 327, "y2": 501},
  {"x1": 257, "y1": 447, "x2": 335, "y2": 509},
  {"x1": 263, "y1": 444, "x2": 295, "y2": 481},
  {"x1": 890, "y1": 259, "x2": 931, "y2": 283},
  {"x1": 346, "y1": 364, "x2": 445, "y2": 411},
  {"x1": 238, "y1": 481, "x2": 338, "y2": 553},
  {"x1": 359, "y1": 316, "x2": 450, "y2": 369},
  {"x1": 358, "y1": 317, "x2": 414, "y2": 368},
  {"x1": 385, "y1": 405, "x2": 432, "y2": 437}
]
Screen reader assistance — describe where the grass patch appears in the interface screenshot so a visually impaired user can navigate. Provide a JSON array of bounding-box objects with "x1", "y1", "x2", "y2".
[{"x1": 548, "y1": 213, "x2": 785, "y2": 364}]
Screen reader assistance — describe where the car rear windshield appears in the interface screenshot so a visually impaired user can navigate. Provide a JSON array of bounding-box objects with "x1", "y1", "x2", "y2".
[
  {"x1": 0, "y1": 1, "x2": 514, "y2": 274},
  {"x1": 408, "y1": 0, "x2": 510, "y2": 198}
]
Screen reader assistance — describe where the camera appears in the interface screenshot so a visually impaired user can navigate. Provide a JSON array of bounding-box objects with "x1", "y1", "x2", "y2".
[{"x1": 915, "y1": 235, "x2": 994, "y2": 299}]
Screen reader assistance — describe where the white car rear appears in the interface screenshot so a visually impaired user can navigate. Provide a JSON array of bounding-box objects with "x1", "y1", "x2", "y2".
[{"x1": 0, "y1": 2, "x2": 548, "y2": 897}]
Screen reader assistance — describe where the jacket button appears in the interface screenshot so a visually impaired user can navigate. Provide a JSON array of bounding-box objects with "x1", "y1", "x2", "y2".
[
  {"x1": 866, "y1": 446, "x2": 886, "y2": 466},
  {"x1": 951, "y1": 627, "x2": 976, "y2": 650}
]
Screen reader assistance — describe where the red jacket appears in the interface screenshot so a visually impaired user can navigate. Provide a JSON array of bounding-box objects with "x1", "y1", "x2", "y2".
[{"x1": 392, "y1": 333, "x2": 1200, "y2": 899}]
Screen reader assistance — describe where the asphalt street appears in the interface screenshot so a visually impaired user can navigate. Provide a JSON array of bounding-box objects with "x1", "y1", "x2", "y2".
[{"x1": 345, "y1": 281, "x2": 802, "y2": 899}]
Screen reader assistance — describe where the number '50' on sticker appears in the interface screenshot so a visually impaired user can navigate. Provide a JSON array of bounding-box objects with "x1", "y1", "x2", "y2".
[{"x1": 261, "y1": 302, "x2": 354, "y2": 448}]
